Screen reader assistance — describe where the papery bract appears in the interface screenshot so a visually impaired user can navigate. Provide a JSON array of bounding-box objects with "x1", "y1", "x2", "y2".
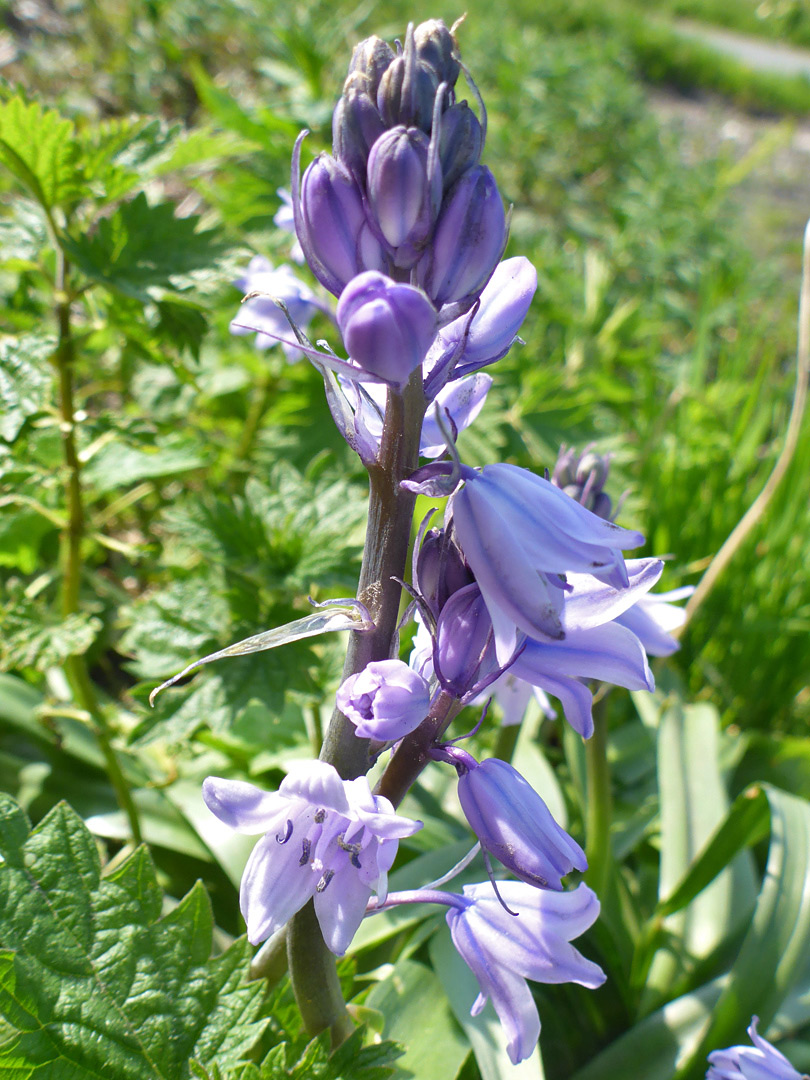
[
  {"x1": 337, "y1": 659, "x2": 431, "y2": 741},
  {"x1": 707, "y1": 1016, "x2": 807, "y2": 1080},
  {"x1": 337, "y1": 271, "x2": 438, "y2": 386},
  {"x1": 446, "y1": 882, "x2": 605, "y2": 1064},
  {"x1": 456, "y1": 756, "x2": 587, "y2": 889}
]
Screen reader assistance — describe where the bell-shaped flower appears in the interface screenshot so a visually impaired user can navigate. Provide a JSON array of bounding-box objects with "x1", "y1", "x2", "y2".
[
  {"x1": 297, "y1": 153, "x2": 386, "y2": 296},
  {"x1": 425, "y1": 257, "x2": 538, "y2": 394},
  {"x1": 615, "y1": 585, "x2": 693, "y2": 657},
  {"x1": 446, "y1": 882, "x2": 605, "y2": 1064},
  {"x1": 230, "y1": 256, "x2": 323, "y2": 358},
  {"x1": 202, "y1": 762, "x2": 421, "y2": 954},
  {"x1": 707, "y1": 1017, "x2": 806, "y2": 1080},
  {"x1": 450, "y1": 463, "x2": 646, "y2": 663},
  {"x1": 337, "y1": 271, "x2": 438, "y2": 387},
  {"x1": 337, "y1": 659, "x2": 431, "y2": 741},
  {"x1": 456, "y1": 756, "x2": 587, "y2": 889},
  {"x1": 419, "y1": 165, "x2": 506, "y2": 309},
  {"x1": 432, "y1": 582, "x2": 504, "y2": 699},
  {"x1": 506, "y1": 559, "x2": 663, "y2": 738},
  {"x1": 367, "y1": 126, "x2": 441, "y2": 265}
]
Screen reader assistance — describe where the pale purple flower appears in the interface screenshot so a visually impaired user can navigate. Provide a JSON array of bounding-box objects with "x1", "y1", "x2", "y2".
[
  {"x1": 506, "y1": 559, "x2": 663, "y2": 738},
  {"x1": 273, "y1": 189, "x2": 304, "y2": 263},
  {"x1": 474, "y1": 670, "x2": 555, "y2": 727},
  {"x1": 453, "y1": 753, "x2": 587, "y2": 889},
  {"x1": 230, "y1": 256, "x2": 322, "y2": 358},
  {"x1": 450, "y1": 463, "x2": 646, "y2": 663},
  {"x1": 424, "y1": 257, "x2": 538, "y2": 394},
  {"x1": 446, "y1": 882, "x2": 605, "y2": 1064},
  {"x1": 615, "y1": 585, "x2": 694, "y2": 657},
  {"x1": 707, "y1": 1017, "x2": 807, "y2": 1080},
  {"x1": 202, "y1": 762, "x2": 421, "y2": 954},
  {"x1": 340, "y1": 372, "x2": 493, "y2": 461},
  {"x1": 336, "y1": 271, "x2": 437, "y2": 387},
  {"x1": 337, "y1": 659, "x2": 431, "y2": 741}
]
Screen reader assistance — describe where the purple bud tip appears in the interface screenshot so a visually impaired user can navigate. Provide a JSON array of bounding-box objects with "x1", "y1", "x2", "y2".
[
  {"x1": 337, "y1": 658, "x2": 430, "y2": 740},
  {"x1": 337, "y1": 271, "x2": 438, "y2": 387}
]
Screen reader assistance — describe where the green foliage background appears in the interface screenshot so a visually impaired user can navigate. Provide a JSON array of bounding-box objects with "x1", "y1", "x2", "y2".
[{"x1": 0, "y1": 0, "x2": 809, "y2": 1077}]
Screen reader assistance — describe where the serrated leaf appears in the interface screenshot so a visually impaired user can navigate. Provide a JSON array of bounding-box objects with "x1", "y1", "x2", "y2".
[
  {"x1": 80, "y1": 436, "x2": 208, "y2": 493},
  {"x1": 0, "y1": 795, "x2": 266, "y2": 1079},
  {"x1": 0, "y1": 335, "x2": 54, "y2": 442},
  {"x1": 0, "y1": 97, "x2": 79, "y2": 210},
  {"x1": 0, "y1": 201, "x2": 48, "y2": 270},
  {"x1": 0, "y1": 590, "x2": 102, "y2": 672},
  {"x1": 61, "y1": 193, "x2": 225, "y2": 301}
]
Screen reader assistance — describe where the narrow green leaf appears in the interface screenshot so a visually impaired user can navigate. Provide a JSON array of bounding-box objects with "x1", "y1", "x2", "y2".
[
  {"x1": 657, "y1": 786, "x2": 769, "y2": 919},
  {"x1": 675, "y1": 785, "x2": 810, "y2": 1080}
]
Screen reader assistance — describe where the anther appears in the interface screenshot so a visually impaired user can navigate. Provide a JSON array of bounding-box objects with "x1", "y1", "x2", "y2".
[
  {"x1": 299, "y1": 838, "x2": 311, "y2": 866},
  {"x1": 316, "y1": 870, "x2": 335, "y2": 892}
]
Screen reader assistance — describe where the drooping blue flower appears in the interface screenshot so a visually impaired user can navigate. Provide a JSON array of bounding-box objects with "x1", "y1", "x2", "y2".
[
  {"x1": 424, "y1": 256, "x2": 538, "y2": 394},
  {"x1": 445, "y1": 882, "x2": 605, "y2": 1064},
  {"x1": 337, "y1": 659, "x2": 431, "y2": 741},
  {"x1": 336, "y1": 270, "x2": 438, "y2": 387},
  {"x1": 451, "y1": 752, "x2": 587, "y2": 889},
  {"x1": 202, "y1": 762, "x2": 421, "y2": 954},
  {"x1": 230, "y1": 256, "x2": 324, "y2": 358},
  {"x1": 505, "y1": 559, "x2": 663, "y2": 738},
  {"x1": 450, "y1": 463, "x2": 646, "y2": 663},
  {"x1": 706, "y1": 1017, "x2": 807, "y2": 1080},
  {"x1": 615, "y1": 585, "x2": 694, "y2": 657}
]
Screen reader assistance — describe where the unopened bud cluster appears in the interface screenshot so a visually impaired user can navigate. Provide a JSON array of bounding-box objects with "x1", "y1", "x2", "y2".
[{"x1": 295, "y1": 19, "x2": 505, "y2": 322}]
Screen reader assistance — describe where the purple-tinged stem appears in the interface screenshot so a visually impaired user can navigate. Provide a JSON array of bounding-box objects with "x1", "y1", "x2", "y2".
[{"x1": 376, "y1": 688, "x2": 462, "y2": 807}]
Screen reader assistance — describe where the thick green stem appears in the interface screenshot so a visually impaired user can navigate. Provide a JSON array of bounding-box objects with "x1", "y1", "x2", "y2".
[
  {"x1": 53, "y1": 255, "x2": 142, "y2": 845},
  {"x1": 287, "y1": 367, "x2": 427, "y2": 1037},
  {"x1": 584, "y1": 694, "x2": 612, "y2": 897}
]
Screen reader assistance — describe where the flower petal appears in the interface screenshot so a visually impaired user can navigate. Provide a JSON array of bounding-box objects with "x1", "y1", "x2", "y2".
[{"x1": 202, "y1": 776, "x2": 287, "y2": 833}]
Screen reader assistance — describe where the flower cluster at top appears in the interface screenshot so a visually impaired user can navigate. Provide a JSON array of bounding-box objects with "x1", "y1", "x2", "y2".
[{"x1": 213, "y1": 17, "x2": 691, "y2": 1065}]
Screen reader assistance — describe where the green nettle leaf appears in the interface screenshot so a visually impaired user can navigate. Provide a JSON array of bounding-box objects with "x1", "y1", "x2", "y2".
[
  {"x1": 0, "y1": 593, "x2": 102, "y2": 672},
  {"x1": 0, "y1": 335, "x2": 55, "y2": 442},
  {"x1": 0, "y1": 97, "x2": 80, "y2": 210},
  {"x1": 80, "y1": 436, "x2": 209, "y2": 493},
  {"x1": 0, "y1": 795, "x2": 267, "y2": 1079},
  {"x1": 0, "y1": 200, "x2": 48, "y2": 270},
  {"x1": 61, "y1": 192, "x2": 226, "y2": 301}
]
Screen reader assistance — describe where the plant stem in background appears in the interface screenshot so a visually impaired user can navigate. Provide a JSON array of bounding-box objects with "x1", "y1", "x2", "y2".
[
  {"x1": 585, "y1": 693, "x2": 613, "y2": 898},
  {"x1": 679, "y1": 217, "x2": 810, "y2": 630},
  {"x1": 53, "y1": 253, "x2": 143, "y2": 845}
]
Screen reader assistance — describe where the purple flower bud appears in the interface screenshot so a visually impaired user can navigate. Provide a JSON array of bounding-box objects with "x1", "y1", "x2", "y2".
[
  {"x1": 552, "y1": 445, "x2": 613, "y2": 517},
  {"x1": 332, "y1": 77, "x2": 387, "y2": 186},
  {"x1": 414, "y1": 18, "x2": 460, "y2": 88},
  {"x1": 336, "y1": 270, "x2": 438, "y2": 387},
  {"x1": 336, "y1": 659, "x2": 430, "y2": 740},
  {"x1": 419, "y1": 165, "x2": 506, "y2": 308},
  {"x1": 347, "y1": 35, "x2": 396, "y2": 99},
  {"x1": 433, "y1": 582, "x2": 501, "y2": 698},
  {"x1": 707, "y1": 1017, "x2": 805, "y2": 1080},
  {"x1": 367, "y1": 126, "x2": 440, "y2": 263},
  {"x1": 298, "y1": 153, "x2": 385, "y2": 296},
  {"x1": 376, "y1": 26, "x2": 440, "y2": 133},
  {"x1": 445, "y1": 882, "x2": 605, "y2": 1064},
  {"x1": 416, "y1": 527, "x2": 474, "y2": 618},
  {"x1": 439, "y1": 101, "x2": 483, "y2": 190},
  {"x1": 457, "y1": 757, "x2": 587, "y2": 889}
]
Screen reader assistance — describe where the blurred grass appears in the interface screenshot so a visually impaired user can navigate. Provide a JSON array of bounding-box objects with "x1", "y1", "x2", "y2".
[{"x1": 1, "y1": 0, "x2": 808, "y2": 743}]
